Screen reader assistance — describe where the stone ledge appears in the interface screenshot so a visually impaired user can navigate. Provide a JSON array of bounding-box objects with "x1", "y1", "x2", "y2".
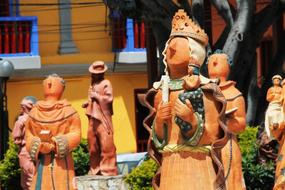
[{"x1": 75, "y1": 175, "x2": 128, "y2": 190}]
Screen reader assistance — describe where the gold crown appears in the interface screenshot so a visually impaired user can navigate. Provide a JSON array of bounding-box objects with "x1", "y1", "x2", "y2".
[{"x1": 170, "y1": 9, "x2": 208, "y2": 46}]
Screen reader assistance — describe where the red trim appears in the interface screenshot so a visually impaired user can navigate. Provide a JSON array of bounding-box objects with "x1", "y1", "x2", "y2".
[
  {"x1": 18, "y1": 22, "x2": 23, "y2": 52},
  {"x1": 24, "y1": 22, "x2": 30, "y2": 52},
  {"x1": 134, "y1": 20, "x2": 139, "y2": 48},
  {"x1": 4, "y1": 22, "x2": 9, "y2": 53},
  {"x1": 10, "y1": 22, "x2": 16, "y2": 53},
  {"x1": 0, "y1": 26, "x2": 2, "y2": 53},
  {"x1": 140, "y1": 21, "x2": 145, "y2": 48}
]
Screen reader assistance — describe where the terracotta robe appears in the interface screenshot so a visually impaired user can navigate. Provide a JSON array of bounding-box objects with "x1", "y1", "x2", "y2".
[
  {"x1": 219, "y1": 81, "x2": 246, "y2": 190},
  {"x1": 13, "y1": 114, "x2": 35, "y2": 190},
  {"x1": 144, "y1": 81, "x2": 228, "y2": 190},
  {"x1": 25, "y1": 100, "x2": 81, "y2": 190},
  {"x1": 85, "y1": 79, "x2": 117, "y2": 176},
  {"x1": 265, "y1": 86, "x2": 283, "y2": 139}
]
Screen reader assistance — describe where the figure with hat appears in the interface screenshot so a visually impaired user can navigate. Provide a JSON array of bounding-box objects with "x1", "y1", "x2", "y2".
[
  {"x1": 82, "y1": 61, "x2": 118, "y2": 176},
  {"x1": 143, "y1": 9, "x2": 231, "y2": 190},
  {"x1": 265, "y1": 74, "x2": 283, "y2": 139},
  {"x1": 207, "y1": 50, "x2": 246, "y2": 190},
  {"x1": 25, "y1": 74, "x2": 81, "y2": 190},
  {"x1": 12, "y1": 96, "x2": 37, "y2": 190}
]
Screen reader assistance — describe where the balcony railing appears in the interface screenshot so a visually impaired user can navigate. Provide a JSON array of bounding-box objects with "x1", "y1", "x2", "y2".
[
  {"x1": 0, "y1": 16, "x2": 38, "y2": 56},
  {"x1": 0, "y1": 16, "x2": 40, "y2": 69}
]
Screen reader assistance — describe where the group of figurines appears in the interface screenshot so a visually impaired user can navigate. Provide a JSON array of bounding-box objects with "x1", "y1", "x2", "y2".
[
  {"x1": 10, "y1": 9, "x2": 285, "y2": 190},
  {"x1": 12, "y1": 61, "x2": 117, "y2": 190}
]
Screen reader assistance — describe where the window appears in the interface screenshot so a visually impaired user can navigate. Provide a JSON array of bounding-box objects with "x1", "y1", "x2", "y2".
[{"x1": 112, "y1": 17, "x2": 147, "y2": 64}]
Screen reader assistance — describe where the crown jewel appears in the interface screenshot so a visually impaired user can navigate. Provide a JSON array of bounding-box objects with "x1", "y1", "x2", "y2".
[{"x1": 170, "y1": 9, "x2": 208, "y2": 46}]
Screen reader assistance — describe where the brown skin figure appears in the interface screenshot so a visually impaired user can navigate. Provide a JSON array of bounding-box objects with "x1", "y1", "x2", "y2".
[
  {"x1": 25, "y1": 74, "x2": 81, "y2": 190},
  {"x1": 144, "y1": 10, "x2": 230, "y2": 190},
  {"x1": 83, "y1": 61, "x2": 118, "y2": 176},
  {"x1": 265, "y1": 75, "x2": 283, "y2": 139},
  {"x1": 208, "y1": 52, "x2": 246, "y2": 190},
  {"x1": 12, "y1": 96, "x2": 37, "y2": 190},
  {"x1": 270, "y1": 78, "x2": 285, "y2": 190}
]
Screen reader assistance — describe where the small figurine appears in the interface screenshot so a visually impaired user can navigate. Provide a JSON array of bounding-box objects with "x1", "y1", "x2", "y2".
[
  {"x1": 270, "y1": 78, "x2": 285, "y2": 190},
  {"x1": 265, "y1": 75, "x2": 283, "y2": 138},
  {"x1": 207, "y1": 50, "x2": 246, "y2": 190},
  {"x1": 143, "y1": 10, "x2": 230, "y2": 190},
  {"x1": 83, "y1": 61, "x2": 118, "y2": 176},
  {"x1": 25, "y1": 74, "x2": 81, "y2": 190},
  {"x1": 12, "y1": 96, "x2": 37, "y2": 190}
]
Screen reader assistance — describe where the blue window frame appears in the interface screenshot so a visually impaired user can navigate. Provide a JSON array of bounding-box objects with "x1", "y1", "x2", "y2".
[{"x1": 0, "y1": 16, "x2": 39, "y2": 56}]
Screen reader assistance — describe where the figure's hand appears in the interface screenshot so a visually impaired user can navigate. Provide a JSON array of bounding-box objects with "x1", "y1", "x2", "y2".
[
  {"x1": 174, "y1": 99, "x2": 195, "y2": 124},
  {"x1": 183, "y1": 75, "x2": 200, "y2": 90},
  {"x1": 39, "y1": 142, "x2": 55, "y2": 154},
  {"x1": 156, "y1": 102, "x2": 172, "y2": 125},
  {"x1": 82, "y1": 101, "x2": 89, "y2": 108},
  {"x1": 90, "y1": 91, "x2": 102, "y2": 102}
]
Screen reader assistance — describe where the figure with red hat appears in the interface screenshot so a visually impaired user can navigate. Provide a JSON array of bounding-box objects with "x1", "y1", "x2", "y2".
[
  {"x1": 12, "y1": 96, "x2": 37, "y2": 190},
  {"x1": 83, "y1": 61, "x2": 118, "y2": 176}
]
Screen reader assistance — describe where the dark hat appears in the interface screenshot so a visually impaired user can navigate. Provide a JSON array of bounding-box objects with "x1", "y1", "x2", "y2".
[{"x1": 88, "y1": 61, "x2": 108, "y2": 74}]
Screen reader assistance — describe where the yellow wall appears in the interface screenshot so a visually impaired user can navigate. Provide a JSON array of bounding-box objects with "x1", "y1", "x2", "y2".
[
  {"x1": 13, "y1": 1, "x2": 149, "y2": 153},
  {"x1": 7, "y1": 73, "x2": 148, "y2": 153},
  {"x1": 20, "y1": 0, "x2": 114, "y2": 65}
]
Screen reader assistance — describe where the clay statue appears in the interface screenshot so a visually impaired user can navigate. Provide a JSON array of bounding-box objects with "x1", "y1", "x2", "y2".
[
  {"x1": 25, "y1": 74, "x2": 81, "y2": 190},
  {"x1": 82, "y1": 61, "x2": 117, "y2": 176},
  {"x1": 12, "y1": 96, "x2": 37, "y2": 190},
  {"x1": 265, "y1": 75, "x2": 283, "y2": 139},
  {"x1": 270, "y1": 78, "x2": 285, "y2": 190},
  {"x1": 207, "y1": 51, "x2": 246, "y2": 190},
  {"x1": 143, "y1": 10, "x2": 230, "y2": 190}
]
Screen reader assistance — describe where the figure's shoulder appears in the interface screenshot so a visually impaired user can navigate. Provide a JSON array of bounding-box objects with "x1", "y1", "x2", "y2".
[
  {"x1": 219, "y1": 81, "x2": 243, "y2": 100},
  {"x1": 267, "y1": 86, "x2": 275, "y2": 93},
  {"x1": 62, "y1": 101, "x2": 79, "y2": 119},
  {"x1": 102, "y1": 79, "x2": 112, "y2": 86},
  {"x1": 14, "y1": 115, "x2": 27, "y2": 126}
]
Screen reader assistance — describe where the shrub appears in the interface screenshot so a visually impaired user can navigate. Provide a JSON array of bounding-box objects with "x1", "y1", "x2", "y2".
[
  {"x1": 124, "y1": 158, "x2": 159, "y2": 190},
  {"x1": 238, "y1": 127, "x2": 275, "y2": 190},
  {"x1": 0, "y1": 138, "x2": 90, "y2": 189},
  {"x1": 72, "y1": 138, "x2": 90, "y2": 176},
  {"x1": 0, "y1": 138, "x2": 21, "y2": 189}
]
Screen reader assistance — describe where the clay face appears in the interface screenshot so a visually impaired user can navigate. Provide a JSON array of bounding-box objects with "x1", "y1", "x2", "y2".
[
  {"x1": 166, "y1": 37, "x2": 190, "y2": 67},
  {"x1": 208, "y1": 53, "x2": 230, "y2": 81},
  {"x1": 43, "y1": 76, "x2": 65, "y2": 100}
]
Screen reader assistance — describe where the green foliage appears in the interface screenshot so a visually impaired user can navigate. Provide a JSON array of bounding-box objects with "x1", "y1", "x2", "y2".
[
  {"x1": 72, "y1": 138, "x2": 90, "y2": 176},
  {"x1": 0, "y1": 138, "x2": 89, "y2": 189},
  {"x1": 238, "y1": 127, "x2": 275, "y2": 190},
  {"x1": 125, "y1": 158, "x2": 159, "y2": 190},
  {"x1": 0, "y1": 138, "x2": 21, "y2": 188}
]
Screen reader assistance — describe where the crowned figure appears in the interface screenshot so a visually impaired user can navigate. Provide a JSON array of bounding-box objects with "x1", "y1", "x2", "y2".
[{"x1": 143, "y1": 10, "x2": 230, "y2": 190}]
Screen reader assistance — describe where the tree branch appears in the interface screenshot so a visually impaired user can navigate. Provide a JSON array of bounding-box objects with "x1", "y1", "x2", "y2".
[
  {"x1": 213, "y1": 25, "x2": 231, "y2": 49},
  {"x1": 191, "y1": 0, "x2": 205, "y2": 27},
  {"x1": 177, "y1": 0, "x2": 192, "y2": 16},
  {"x1": 223, "y1": 0, "x2": 255, "y2": 63},
  {"x1": 253, "y1": 0, "x2": 284, "y2": 44},
  {"x1": 210, "y1": 0, "x2": 234, "y2": 27},
  {"x1": 155, "y1": 0, "x2": 179, "y2": 16},
  {"x1": 140, "y1": 0, "x2": 173, "y2": 31}
]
